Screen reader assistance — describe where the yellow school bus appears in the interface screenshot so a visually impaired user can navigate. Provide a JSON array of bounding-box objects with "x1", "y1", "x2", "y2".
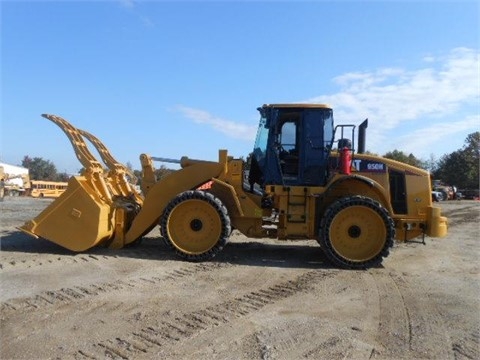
[{"x1": 30, "y1": 180, "x2": 68, "y2": 198}]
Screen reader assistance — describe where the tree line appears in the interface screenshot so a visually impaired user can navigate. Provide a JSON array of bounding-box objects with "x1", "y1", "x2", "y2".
[
  {"x1": 20, "y1": 155, "x2": 174, "y2": 186},
  {"x1": 382, "y1": 132, "x2": 479, "y2": 190},
  {"x1": 20, "y1": 131, "x2": 479, "y2": 190}
]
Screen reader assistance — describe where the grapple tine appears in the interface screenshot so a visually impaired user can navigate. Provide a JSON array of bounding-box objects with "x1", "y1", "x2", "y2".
[
  {"x1": 41, "y1": 114, "x2": 113, "y2": 201},
  {"x1": 41, "y1": 114, "x2": 104, "y2": 175},
  {"x1": 78, "y1": 128, "x2": 142, "y2": 201}
]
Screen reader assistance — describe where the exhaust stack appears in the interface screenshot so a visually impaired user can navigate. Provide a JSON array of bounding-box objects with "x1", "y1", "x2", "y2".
[{"x1": 358, "y1": 119, "x2": 368, "y2": 154}]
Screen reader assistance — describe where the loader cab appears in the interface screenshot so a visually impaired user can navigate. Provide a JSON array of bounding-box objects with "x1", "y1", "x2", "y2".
[{"x1": 248, "y1": 104, "x2": 335, "y2": 189}]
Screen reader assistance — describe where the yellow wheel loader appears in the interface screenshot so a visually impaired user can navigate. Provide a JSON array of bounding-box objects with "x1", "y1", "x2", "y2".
[{"x1": 19, "y1": 105, "x2": 447, "y2": 269}]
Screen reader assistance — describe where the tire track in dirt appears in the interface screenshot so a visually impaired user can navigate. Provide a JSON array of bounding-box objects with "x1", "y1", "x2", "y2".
[
  {"x1": 73, "y1": 270, "x2": 335, "y2": 360},
  {"x1": 0, "y1": 253, "x2": 114, "y2": 271},
  {"x1": 371, "y1": 270, "x2": 454, "y2": 359},
  {"x1": 255, "y1": 320, "x2": 347, "y2": 360},
  {"x1": 296, "y1": 271, "x2": 379, "y2": 360},
  {"x1": 452, "y1": 328, "x2": 480, "y2": 360},
  {"x1": 370, "y1": 269, "x2": 411, "y2": 357},
  {"x1": 0, "y1": 262, "x2": 231, "y2": 314},
  {"x1": 0, "y1": 238, "x2": 168, "y2": 271}
]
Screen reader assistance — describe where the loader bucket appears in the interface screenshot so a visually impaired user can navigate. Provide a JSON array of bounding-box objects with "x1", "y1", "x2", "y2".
[{"x1": 19, "y1": 176, "x2": 115, "y2": 252}]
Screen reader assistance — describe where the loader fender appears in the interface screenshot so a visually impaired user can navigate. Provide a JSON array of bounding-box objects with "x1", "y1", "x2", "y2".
[
  {"x1": 322, "y1": 174, "x2": 392, "y2": 214},
  {"x1": 124, "y1": 161, "x2": 224, "y2": 244}
]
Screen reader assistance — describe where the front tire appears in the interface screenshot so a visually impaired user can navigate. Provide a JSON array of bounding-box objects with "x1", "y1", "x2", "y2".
[
  {"x1": 319, "y1": 196, "x2": 395, "y2": 269},
  {"x1": 160, "y1": 190, "x2": 231, "y2": 261}
]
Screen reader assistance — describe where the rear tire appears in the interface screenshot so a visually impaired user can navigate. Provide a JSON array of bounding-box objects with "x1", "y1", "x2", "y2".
[
  {"x1": 160, "y1": 190, "x2": 231, "y2": 261},
  {"x1": 319, "y1": 196, "x2": 395, "y2": 269}
]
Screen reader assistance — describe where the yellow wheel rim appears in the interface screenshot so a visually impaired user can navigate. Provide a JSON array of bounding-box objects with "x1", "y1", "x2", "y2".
[
  {"x1": 329, "y1": 205, "x2": 387, "y2": 262},
  {"x1": 166, "y1": 199, "x2": 222, "y2": 255}
]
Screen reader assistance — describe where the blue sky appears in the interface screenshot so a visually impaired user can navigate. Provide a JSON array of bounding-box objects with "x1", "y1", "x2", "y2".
[{"x1": 1, "y1": 0, "x2": 479, "y2": 174}]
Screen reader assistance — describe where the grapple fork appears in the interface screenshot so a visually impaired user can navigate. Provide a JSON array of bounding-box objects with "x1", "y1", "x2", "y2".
[{"x1": 19, "y1": 114, "x2": 141, "y2": 251}]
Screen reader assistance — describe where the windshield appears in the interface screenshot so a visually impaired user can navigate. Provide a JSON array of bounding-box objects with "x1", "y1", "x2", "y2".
[
  {"x1": 252, "y1": 116, "x2": 269, "y2": 167},
  {"x1": 323, "y1": 109, "x2": 334, "y2": 149}
]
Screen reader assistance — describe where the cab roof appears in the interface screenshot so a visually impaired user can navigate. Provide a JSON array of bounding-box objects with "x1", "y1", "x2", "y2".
[{"x1": 261, "y1": 103, "x2": 332, "y2": 110}]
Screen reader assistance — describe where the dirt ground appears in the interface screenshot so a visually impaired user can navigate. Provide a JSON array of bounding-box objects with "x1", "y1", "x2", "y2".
[{"x1": 0, "y1": 197, "x2": 479, "y2": 360}]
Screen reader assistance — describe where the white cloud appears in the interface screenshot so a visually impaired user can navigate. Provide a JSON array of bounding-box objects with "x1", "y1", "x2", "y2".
[
  {"x1": 310, "y1": 47, "x2": 479, "y2": 126},
  {"x1": 390, "y1": 114, "x2": 480, "y2": 158},
  {"x1": 422, "y1": 55, "x2": 436, "y2": 63},
  {"x1": 140, "y1": 15, "x2": 155, "y2": 28},
  {"x1": 118, "y1": 0, "x2": 136, "y2": 9},
  {"x1": 174, "y1": 105, "x2": 258, "y2": 141},
  {"x1": 308, "y1": 47, "x2": 479, "y2": 156},
  {"x1": 118, "y1": 0, "x2": 155, "y2": 28},
  {"x1": 176, "y1": 48, "x2": 479, "y2": 159}
]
